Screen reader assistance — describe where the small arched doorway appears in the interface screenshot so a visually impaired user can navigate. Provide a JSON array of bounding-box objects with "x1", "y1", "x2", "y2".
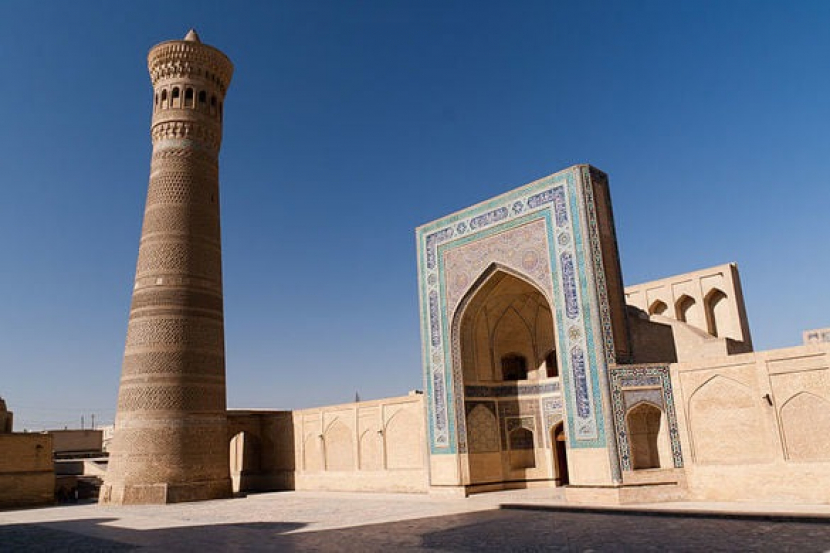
[{"x1": 551, "y1": 422, "x2": 569, "y2": 485}]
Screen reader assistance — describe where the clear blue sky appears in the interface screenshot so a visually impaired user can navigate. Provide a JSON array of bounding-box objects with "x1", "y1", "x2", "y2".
[{"x1": 1, "y1": 1, "x2": 827, "y2": 430}]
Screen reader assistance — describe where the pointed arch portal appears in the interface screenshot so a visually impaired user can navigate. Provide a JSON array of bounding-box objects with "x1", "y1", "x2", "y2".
[{"x1": 416, "y1": 166, "x2": 629, "y2": 493}]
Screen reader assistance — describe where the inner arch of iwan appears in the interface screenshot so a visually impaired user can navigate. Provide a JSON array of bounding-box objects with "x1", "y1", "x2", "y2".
[{"x1": 451, "y1": 266, "x2": 565, "y2": 488}]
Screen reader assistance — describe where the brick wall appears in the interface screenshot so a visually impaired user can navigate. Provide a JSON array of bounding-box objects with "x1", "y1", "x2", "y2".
[{"x1": 0, "y1": 433, "x2": 54, "y2": 508}]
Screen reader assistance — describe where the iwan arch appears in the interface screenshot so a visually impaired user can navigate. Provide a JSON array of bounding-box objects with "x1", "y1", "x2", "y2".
[{"x1": 103, "y1": 32, "x2": 830, "y2": 506}]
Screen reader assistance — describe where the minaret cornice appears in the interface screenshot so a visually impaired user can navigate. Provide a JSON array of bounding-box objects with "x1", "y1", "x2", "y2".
[{"x1": 148, "y1": 40, "x2": 233, "y2": 95}]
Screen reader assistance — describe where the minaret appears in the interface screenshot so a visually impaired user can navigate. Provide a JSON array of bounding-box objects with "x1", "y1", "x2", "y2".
[{"x1": 100, "y1": 30, "x2": 234, "y2": 505}]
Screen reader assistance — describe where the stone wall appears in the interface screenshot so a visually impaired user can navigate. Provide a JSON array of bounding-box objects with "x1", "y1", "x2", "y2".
[
  {"x1": 671, "y1": 343, "x2": 830, "y2": 503},
  {"x1": 292, "y1": 394, "x2": 428, "y2": 493},
  {"x1": 50, "y1": 429, "x2": 103, "y2": 454},
  {"x1": 0, "y1": 433, "x2": 54, "y2": 508},
  {"x1": 625, "y1": 263, "x2": 753, "y2": 353},
  {"x1": 227, "y1": 410, "x2": 294, "y2": 493}
]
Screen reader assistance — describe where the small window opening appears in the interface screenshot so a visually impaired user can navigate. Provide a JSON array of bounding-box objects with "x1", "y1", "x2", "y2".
[
  {"x1": 184, "y1": 87, "x2": 194, "y2": 108},
  {"x1": 198, "y1": 90, "x2": 207, "y2": 107},
  {"x1": 501, "y1": 354, "x2": 528, "y2": 381},
  {"x1": 545, "y1": 350, "x2": 558, "y2": 378},
  {"x1": 171, "y1": 87, "x2": 181, "y2": 108}
]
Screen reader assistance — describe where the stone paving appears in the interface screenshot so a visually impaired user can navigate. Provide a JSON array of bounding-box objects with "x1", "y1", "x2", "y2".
[{"x1": 3, "y1": 490, "x2": 830, "y2": 551}]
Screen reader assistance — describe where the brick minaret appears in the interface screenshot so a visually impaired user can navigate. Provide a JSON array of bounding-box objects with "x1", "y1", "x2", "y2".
[{"x1": 100, "y1": 30, "x2": 233, "y2": 505}]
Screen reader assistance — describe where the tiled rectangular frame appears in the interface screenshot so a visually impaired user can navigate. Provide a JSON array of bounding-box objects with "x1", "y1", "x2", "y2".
[
  {"x1": 416, "y1": 166, "x2": 619, "y2": 456},
  {"x1": 610, "y1": 364, "x2": 684, "y2": 470}
]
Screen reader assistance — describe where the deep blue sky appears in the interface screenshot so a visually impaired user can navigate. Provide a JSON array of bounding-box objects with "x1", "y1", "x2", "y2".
[{"x1": 1, "y1": 1, "x2": 827, "y2": 430}]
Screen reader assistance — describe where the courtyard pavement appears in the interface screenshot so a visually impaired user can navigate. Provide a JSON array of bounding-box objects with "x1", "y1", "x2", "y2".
[{"x1": 3, "y1": 489, "x2": 830, "y2": 551}]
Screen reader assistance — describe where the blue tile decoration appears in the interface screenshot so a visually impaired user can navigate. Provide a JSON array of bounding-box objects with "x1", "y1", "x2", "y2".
[
  {"x1": 543, "y1": 395, "x2": 565, "y2": 445},
  {"x1": 553, "y1": 187, "x2": 568, "y2": 227},
  {"x1": 469, "y1": 207, "x2": 509, "y2": 230},
  {"x1": 465, "y1": 382, "x2": 560, "y2": 398},
  {"x1": 609, "y1": 364, "x2": 684, "y2": 471},
  {"x1": 543, "y1": 396, "x2": 564, "y2": 413},
  {"x1": 432, "y1": 368, "x2": 448, "y2": 446},
  {"x1": 551, "y1": 175, "x2": 602, "y2": 444},
  {"x1": 526, "y1": 188, "x2": 556, "y2": 209},
  {"x1": 425, "y1": 227, "x2": 454, "y2": 269},
  {"x1": 417, "y1": 167, "x2": 613, "y2": 454},
  {"x1": 561, "y1": 252, "x2": 579, "y2": 320},
  {"x1": 571, "y1": 346, "x2": 591, "y2": 420},
  {"x1": 428, "y1": 291, "x2": 441, "y2": 347},
  {"x1": 506, "y1": 416, "x2": 536, "y2": 434}
]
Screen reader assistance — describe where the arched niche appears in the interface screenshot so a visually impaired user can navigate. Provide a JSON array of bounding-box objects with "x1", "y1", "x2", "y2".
[
  {"x1": 303, "y1": 432, "x2": 322, "y2": 472},
  {"x1": 676, "y1": 294, "x2": 704, "y2": 331},
  {"x1": 324, "y1": 420, "x2": 354, "y2": 471},
  {"x1": 781, "y1": 392, "x2": 830, "y2": 461},
  {"x1": 688, "y1": 376, "x2": 768, "y2": 464},
  {"x1": 625, "y1": 402, "x2": 671, "y2": 470},
  {"x1": 508, "y1": 427, "x2": 536, "y2": 470},
  {"x1": 704, "y1": 288, "x2": 730, "y2": 338},
  {"x1": 385, "y1": 409, "x2": 423, "y2": 470},
  {"x1": 649, "y1": 300, "x2": 668, "y2": 316},
  {"x1": 359, "y1": 428, "x2": 383, "y2": 471},
  {"x1": 466, "y1": 403, "x2": 499, "y2": 454},
  {"x1": 455, "y1": 267, "x2": 556, "y2": 385}
]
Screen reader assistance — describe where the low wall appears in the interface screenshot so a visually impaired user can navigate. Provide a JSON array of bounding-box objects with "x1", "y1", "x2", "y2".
[
  {"x1": 50, "y1": 429, "x2": 102, "y2": 454},
  {"x1": 671, "y1": 343, "x2": 830, "y2": 503},
  {"x1": 0, "y1": 433, "x2": 54, "y2": 508},
  {"x1": 293, "y1": 393, "x2": 428, "y2": 493}
]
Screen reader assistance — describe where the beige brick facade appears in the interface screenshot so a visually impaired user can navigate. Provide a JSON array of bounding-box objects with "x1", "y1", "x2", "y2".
[{"x1": 0, "y1": 434, "x2": 54, "y2": 509}]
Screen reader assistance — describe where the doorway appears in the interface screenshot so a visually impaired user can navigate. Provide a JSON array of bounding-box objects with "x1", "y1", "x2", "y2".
[{"x1": 552, "y1": 423, "x2": 569, "y2": 486}]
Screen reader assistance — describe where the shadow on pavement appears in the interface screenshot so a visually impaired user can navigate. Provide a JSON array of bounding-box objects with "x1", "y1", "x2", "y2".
[
  {"x1": 4, "y1": 508, "x2": 830, "y2": 552},
  {"x1": 0, "y1": 518, "x2": 307, "y2": 552}
]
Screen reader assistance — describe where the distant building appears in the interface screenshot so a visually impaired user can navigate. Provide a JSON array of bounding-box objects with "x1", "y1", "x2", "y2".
[
  {"x1": 48, "y1": 429, "x2": 106, "y2": 502},
  {"x1": 0, "y1": 397, "x2": 54, "y2": 508},
  {"x1": 50, "y1": 429, "x2": 103, "y2": 456},
  {"x1": 804, "y1": 328, "x2": 830, "y2": 346}
]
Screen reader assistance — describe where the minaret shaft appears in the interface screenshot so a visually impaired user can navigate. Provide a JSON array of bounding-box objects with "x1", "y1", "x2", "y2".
[{"x1": 100, "y1": 32, "x2": 234, "y2": 505}]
